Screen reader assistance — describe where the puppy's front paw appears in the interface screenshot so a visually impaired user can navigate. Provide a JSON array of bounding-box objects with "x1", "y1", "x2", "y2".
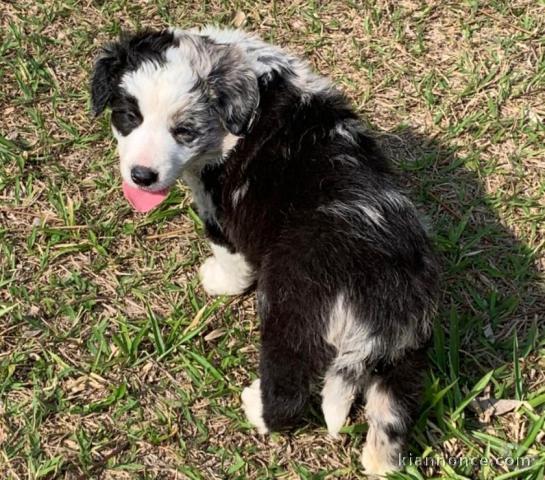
[
  {"x1": 241, "y1": 379, "x2": 269, "y2": 434},
  {"x1": 199, "y1": 256, "x2": 243, "y2": 296}
]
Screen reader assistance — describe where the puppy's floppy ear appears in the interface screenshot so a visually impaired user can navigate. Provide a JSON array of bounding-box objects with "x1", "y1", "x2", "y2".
[
  {"x1": 207, "y1": 45, "x2": 259, "y2": 136},
  {"x1": 91, "y1": 29, "x2": 178, "y2": 116},
  {"x1": 90, "y1": 40, "x2": 127, "y2": 116}
]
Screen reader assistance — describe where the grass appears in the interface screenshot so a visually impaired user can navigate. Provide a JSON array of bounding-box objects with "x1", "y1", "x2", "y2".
[{"x1": 1, "y1": 0, "x2": 544, "y2": 478}]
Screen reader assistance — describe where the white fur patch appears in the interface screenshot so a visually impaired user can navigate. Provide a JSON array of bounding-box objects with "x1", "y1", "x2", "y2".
[
  {"x1": 319, "y1": 200, "x2": 385, "y2": 228},
  {"x1": 199, "y1": 243, "x2": 254, "y2": 296},
  {"x1": 121, "y1": 55, "x2": 197, "y2": 115},
  {"x1": 326, "y1": 294, "x2": 378, "y2": 376},
  {"x1": 221, "y1": 133, "x2": 240, "y2": 158},
  {"x1": 241, "y1": 379, "x2": 269, "y2": 434},
  {"x1": 321, "y1": 370, "x2": 356, "y2": 438},
  {"x1": 326, "y1": 293, "x2": 421, "y2": 368}
]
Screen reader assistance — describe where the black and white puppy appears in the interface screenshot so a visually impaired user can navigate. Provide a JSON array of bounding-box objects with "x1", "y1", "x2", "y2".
[{"x1": 91, "y1": 27, "x2": 439, "y2": 476}]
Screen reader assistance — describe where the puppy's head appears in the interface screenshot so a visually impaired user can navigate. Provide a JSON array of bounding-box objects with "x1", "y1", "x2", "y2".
[{"x1": 91, "y1": 29, "x2": 258, "y2": 210}]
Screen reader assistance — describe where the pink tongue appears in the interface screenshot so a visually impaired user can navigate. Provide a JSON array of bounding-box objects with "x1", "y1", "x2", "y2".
[{"x1": 122, "y1": 181, "x2": 169, "y2": 213}]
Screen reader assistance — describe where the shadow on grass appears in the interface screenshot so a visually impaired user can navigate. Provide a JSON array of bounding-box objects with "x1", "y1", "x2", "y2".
[{"x1": 376, "y1": 127, "x2": 543, "y2": 476}]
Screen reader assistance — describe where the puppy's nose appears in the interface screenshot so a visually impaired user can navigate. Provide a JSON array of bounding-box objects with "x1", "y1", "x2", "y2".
[{"x1": 131, "y1": 166, "x2": 158, "y2": 187}]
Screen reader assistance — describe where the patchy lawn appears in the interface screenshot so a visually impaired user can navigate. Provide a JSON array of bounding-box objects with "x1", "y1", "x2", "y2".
[{"x1": 1, "y1": 1, "x2": 544, "y2": 478}]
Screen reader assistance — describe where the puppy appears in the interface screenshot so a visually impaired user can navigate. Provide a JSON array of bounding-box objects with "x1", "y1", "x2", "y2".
[{"x1": 91, "y1": 27, "x2": 439, "y2": 476}]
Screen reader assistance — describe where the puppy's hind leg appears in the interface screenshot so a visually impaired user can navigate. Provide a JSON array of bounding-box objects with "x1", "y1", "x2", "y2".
[
  {"x1": 361, "y1": 348, "x2": 427, "y2": 477},
  {"x1": 321, "y1": 368, "x2": 357, "y2": 439},
  {"x1": 320, "y1": 293, "x2": 369, "y2": 439}
]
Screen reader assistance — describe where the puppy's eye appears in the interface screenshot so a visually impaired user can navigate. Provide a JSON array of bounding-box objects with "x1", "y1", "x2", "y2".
[{"x1": 172, "y1": 125, "x2": 198, "y2": 144}]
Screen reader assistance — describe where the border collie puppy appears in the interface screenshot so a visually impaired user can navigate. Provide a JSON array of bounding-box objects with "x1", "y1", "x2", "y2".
[{"x1": 91, "y1": 27, "x2": 439, "y2": 476}]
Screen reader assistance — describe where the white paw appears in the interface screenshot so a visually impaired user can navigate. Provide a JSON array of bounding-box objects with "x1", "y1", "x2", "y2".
[
  {"x1": 199, "y1": 256, "x2": 245, "y2": 296},
  {"x1": 361, "y1": 441, "x2": 400, "y2": 477},
  {"x1": 241, "y1": 379, "x2": 269, "y2": 434},
  {"x1": 323, "y1": 401, "x2": 349, "y2": 439}
]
